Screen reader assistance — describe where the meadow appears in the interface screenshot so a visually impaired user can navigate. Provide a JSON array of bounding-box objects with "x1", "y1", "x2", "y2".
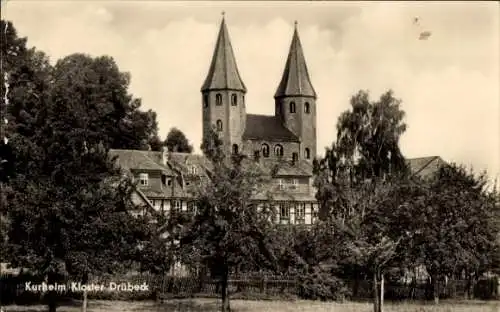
[{"x1": 2, "y1": 299, "x2": 499, "y2": 312}]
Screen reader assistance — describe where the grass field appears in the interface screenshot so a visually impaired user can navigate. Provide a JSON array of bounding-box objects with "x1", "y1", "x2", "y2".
[{"x1": 2, "y1": 299, "x2": 499, "y2": 312}]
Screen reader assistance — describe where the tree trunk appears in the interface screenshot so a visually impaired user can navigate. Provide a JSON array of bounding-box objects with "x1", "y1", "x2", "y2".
[
  {"x1": 221, "y1": 265, "x2": 230, "y2": 312},
  {"x1": 373, "y1": 271, "x2": 379, "y2": 312},
  {"x1": 46, "y1": 272, "x2": 58, "y2": 312},
  {"x1": 81, "y1": 273, "x2": 89, "y2": 312},
  {"x1": 380, "y1": 272, "x2": 384, "y2": 312},
  {"x1": 432, "y1": 275, "x2": 440, "y2": 304}
]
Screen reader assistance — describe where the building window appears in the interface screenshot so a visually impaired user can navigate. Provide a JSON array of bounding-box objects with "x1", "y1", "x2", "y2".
[
  {"x1": 292, "y1": 152, "x2": 298, "y2": 162},
  {"x1": 189, "y1": 165, "x2": 197, "y2": 175},
  {"x1": 139, "y1": 173, "x2": 149, "y2": 186},
  {"x1": 232, "y1": 144, "x2": 239, "y2": 155},
  {"x1": 216, "y1": 93, "x2": 222, "y2": 106},
  {"x1": 261, "y1": 143, "x2": 270, "y2": 158},
  {"x1": 280, "y1": 203, "x2": 290, "y2": 221},
  {"x1": 274, "y1": 144, "x2": 284, "y2": 157},
  {"x1": 151, "y1": 199, "x2": 156, "y2": 207},
  {"x1": 278, "y1": 179, "x2": 285, "y2": 190},
  {"x1": 289, "y1": 178, "x2": 299, "y2": 190},
  {"x1": 305, "y1": 147, "x2": 310, "y2": 159},
  {"x1": 160, "y1": 200, "x2": 165, "y2": 213},
  {"x1": 290, "y1": 101, "x2": 296, "y2": 113},
  {"x1": 304, "y1": 102, "x2": 310, "y2": 114},
  {"x1": 172, "y1": 200, "x2": 181, "y2": 212},
  {"x1": 296, "y1": 203, "x2": 306, "y2": 223},
  {"x1": 203, "y1": 94, "x2": 209, "y2": 108},
  {"x1": 231, "y1": 94, "x2": 237, "y2": 106},
  {"x1": 216, "y1": 119, "x2": 223, "y2": 131},
  {"x1": 167, "y1": 178, "x2": 172, "y2": 186}
]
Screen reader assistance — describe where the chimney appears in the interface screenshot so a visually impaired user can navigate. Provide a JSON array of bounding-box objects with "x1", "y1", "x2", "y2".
[{"x1": 161, "y1": 146, "x2": 169, "y2": 166}]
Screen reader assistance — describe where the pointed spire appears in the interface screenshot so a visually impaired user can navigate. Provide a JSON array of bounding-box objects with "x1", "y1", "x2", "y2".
[
  {"x1": 275, "y1": 21, "x2": 316, "y2": 99},
  {"x1": 201, "y1": 14, "x2": 246, "y2": 93}
]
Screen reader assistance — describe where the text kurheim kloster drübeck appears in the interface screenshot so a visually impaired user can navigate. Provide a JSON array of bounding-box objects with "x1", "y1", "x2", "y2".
[{"x1": 24, "y1": 281, "x2": 149, "y2": 292}]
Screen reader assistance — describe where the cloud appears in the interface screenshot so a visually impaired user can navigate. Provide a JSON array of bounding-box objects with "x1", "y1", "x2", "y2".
[{"x1": 3, "y1": 1, "x2": 499, "y2": 178}]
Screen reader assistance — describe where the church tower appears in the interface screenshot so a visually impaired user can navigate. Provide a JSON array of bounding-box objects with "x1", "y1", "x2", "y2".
[
  {"x1": 201, "y1": 14, "x2": 247, "y2": 156},
  {"x1": 274, "y1": 22, "x2": 317, "y2": 161}
]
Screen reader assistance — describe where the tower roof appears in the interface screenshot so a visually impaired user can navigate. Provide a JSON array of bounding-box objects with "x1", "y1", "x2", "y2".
[
  {"x1": 275, "y1": 22, "x2": 316, "y2": 99},
  {"x1": 201, "y1": 14, "x2": 246, "y2": 93}
]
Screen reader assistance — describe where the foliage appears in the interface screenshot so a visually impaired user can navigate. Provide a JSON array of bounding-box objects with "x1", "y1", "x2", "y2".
[
  {"x1": 298, "y1": 267, "x2": 351, "y2": 301},
  {"x1": 165, "y1": 127, "x2": 193, "y2": 153},
  {"x1": 180, "y1": 127, "x2": 276, "y2": 311}
]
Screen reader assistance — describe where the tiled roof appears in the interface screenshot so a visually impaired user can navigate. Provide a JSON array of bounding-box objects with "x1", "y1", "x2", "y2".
[
  {"x1": 259, "y1": 158, "x2": 312, "y2": 177},
  {"x1": 243, "y1": 114, "x2": 299, "y2": 142},
  {"x1": 109, "y1": 149, "x2": 174, "y2": 174},
  {"x1": 275, "y1": 24, "x2": 316, "y2": 99},
  {"x1": 407, "y1": 156, "x2": 447, "y2": 179},
  {"x1": 201, "y1": 16, "x2": 246, "y2": 92}
]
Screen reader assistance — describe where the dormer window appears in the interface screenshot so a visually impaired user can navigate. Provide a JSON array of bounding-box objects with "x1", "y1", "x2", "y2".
[
  {"x1": 304, "y1": 102, "x2": 310, "y2": 114},
  {"x1": 216, "y1": 93, "x2": 222, "y2": 106},
  {"x1": 189, "y1": 165, "x2": 197, "y2": 175},
  {"x1": 139, "y1": 173, "x2": 149, "y2": 186},
  {"x1": 274, "y1": 144, "x2": 284, "y2": 157},
  {"x1": 290, "y1": 101, "x2": 296, "y2": 113},
  {"x1": 231, "y1": 94, "x2": 237, "y2": 106}
]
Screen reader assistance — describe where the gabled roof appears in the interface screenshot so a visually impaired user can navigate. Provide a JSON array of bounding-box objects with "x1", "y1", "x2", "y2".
[
  {"x1": 109, "y1": 149, "x2": 174, "y2": 174},
  {"x1": 407, "y1": 156, "x2": 447, "y2": 179},
  {"x1": 243, "y1": 114, "x2": 299, "y2": 142},
  {"x1": 259, "y1": 158, "x2": 313, "y2": 177},
  {"x1": 275, "y1": 22, "x2": 316, "y2": 99},
  {"x1": 201, "y1": 15, "x2": 246, "y2": 92}
]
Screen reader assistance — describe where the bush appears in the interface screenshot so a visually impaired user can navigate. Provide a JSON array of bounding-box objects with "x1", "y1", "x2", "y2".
[{"x1": 297, "y1": 268, "x2": 351, "y2": 301}]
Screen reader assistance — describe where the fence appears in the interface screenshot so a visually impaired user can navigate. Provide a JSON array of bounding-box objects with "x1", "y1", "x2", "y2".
[{"x1": 1, "y1": 272, "x2": 498, "y2": 304}]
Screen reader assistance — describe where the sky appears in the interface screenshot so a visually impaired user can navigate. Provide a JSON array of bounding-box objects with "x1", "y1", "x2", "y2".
[{"x1": 3, "y1": 0, "x2": 499, "y2": 180}]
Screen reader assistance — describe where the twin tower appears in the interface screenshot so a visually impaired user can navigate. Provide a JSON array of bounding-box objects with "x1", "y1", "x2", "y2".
[{"x1": 201, "y1": 15, "x2": 317, "y2": 163}]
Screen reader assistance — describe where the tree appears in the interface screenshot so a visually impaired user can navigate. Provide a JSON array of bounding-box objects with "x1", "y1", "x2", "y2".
[
  {"x1": 165, "y1": 127, "x2": 193, "y2": 153},
  {"x1": 180, "y1": 127, "x2": 275, "y2": 312},
  {"x1": 401, "y1": 164, "x2": 500, "y2": 302},
  {"x1": 50, "y1": 53, "x2": 161, "y2": 151}
]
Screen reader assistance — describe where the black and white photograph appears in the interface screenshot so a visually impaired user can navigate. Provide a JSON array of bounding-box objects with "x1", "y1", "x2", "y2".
[{"x1": 0, "y1": 1, "x2": 499, "y2": 311}]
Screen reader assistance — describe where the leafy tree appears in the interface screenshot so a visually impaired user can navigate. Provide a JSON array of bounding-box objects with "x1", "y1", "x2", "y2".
[
  {"x1": 403, "y1": 164, "x2": 500, "y2": 302},
  {"x1": 50, "y1": 53, "x2": 161, "y2": 151},
  {"x1": 164, "y1": 127, "x2": 193, "y2": 153},
  {"x1": 180, "y1": 127, "x2": 275, "y2": 312}
]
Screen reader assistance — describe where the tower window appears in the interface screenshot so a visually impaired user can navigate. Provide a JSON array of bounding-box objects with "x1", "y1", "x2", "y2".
[
  {"x1": 216, "y1": 93, "x2": 222, "y2": 106},
  {"x1": 231, "y1": 94, "x2": 237, "y2": 106},
  {"x1": 304, "y1": 102, "x2": 310, "y2": 114},
  {"x1": 292, "y1": 152, "x2": 298, "y2": 162},
  {"x1": 305, "y1": 148, "x2": 311, "y2": 159},
  {"x1": 261, "y1": 144, "x2": 270, "y2": 158},
  {"x1": 290, "y1": 101, "x2": 296, "y2": 113},
  {"x1": 216, "y1": 119, "x2": 223, "y2": 131},
  {"x1": 274, "y1": 144, "x2": 284, "y2": 157},
  {"x1": 232, "y1": 144, "x2": 239, "y2": 155},
  {"x1": 203, "y1": 94, "x2": 209, "y2": 108}
]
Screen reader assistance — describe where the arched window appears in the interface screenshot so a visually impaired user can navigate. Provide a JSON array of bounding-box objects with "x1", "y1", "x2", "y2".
[
  {"x1": 290, "y1": 101, "x2": 296, "y2": 113},
  {"x1": 216, "y1": 93, "x2": 222, "y2": 106},
  {"x1": 292, "y1": 152, "x2": 298, "y2": 162},
  {"x1": 304, "y1": 148, "x2": 310, "y2": 159},
  {"x1": 304, "y1": 102, "x2": 310, "y2": 114},
  {"x1": 274, "y1": 144, "x2": 284, "y2": 157},
  {"x1": 216, "y1": 119, "x2": 223, "y2": 131},
  {"x1": 231, "y1": 94, "x2": 237, "y2": 106},
  {"x1": 203, "y1": 94, "x2": 209, "y2": 108},
  {"x1": 261, "y1": 144, "x2": 270, "y2": 158},
  {"x1": 232, "y1": 144, "x2": 239, "y2": 154}
]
